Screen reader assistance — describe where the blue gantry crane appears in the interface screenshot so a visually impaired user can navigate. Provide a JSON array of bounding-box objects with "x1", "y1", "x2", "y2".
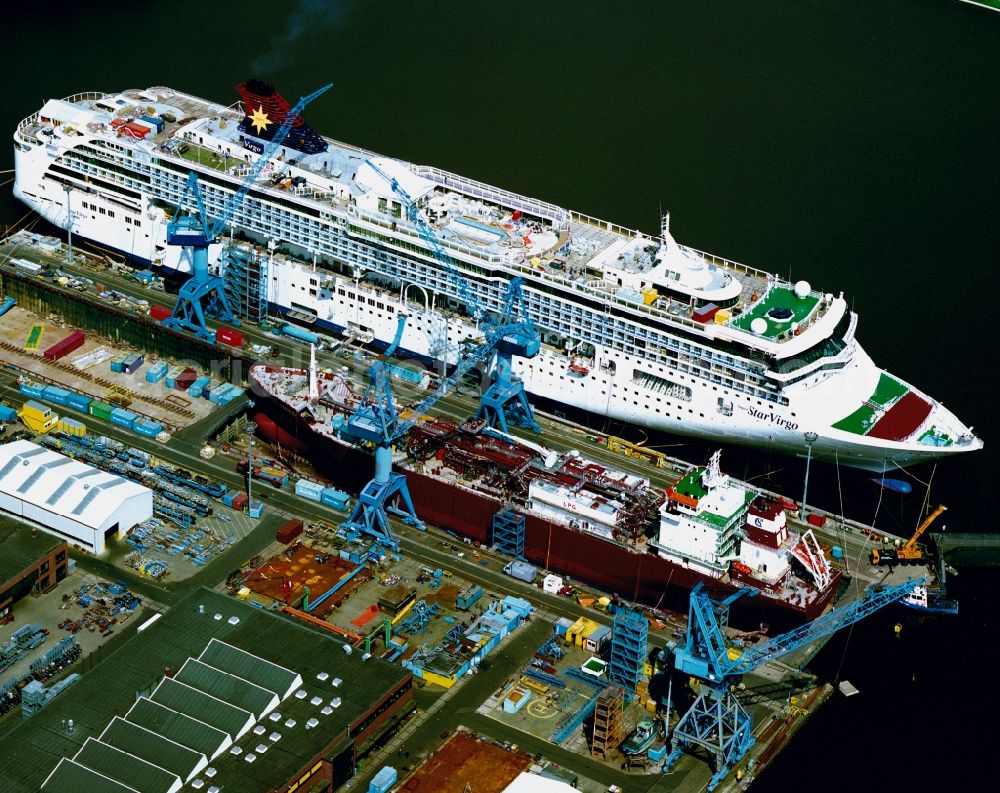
[
  {"x1": 337, "y1": 161, "x2": 542, "y2": 549},
  {"x1": 163, "y1": 83, "x2": 332, "y2": 339},
  {"x1": 361, "y1": 159, "x2": 540, "y2": 434},
  {"x1": 663, "y1": 578, "x2": 924, "y2": 790}
]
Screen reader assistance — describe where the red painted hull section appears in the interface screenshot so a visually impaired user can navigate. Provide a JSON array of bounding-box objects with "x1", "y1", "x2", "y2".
[{"x1": 251, "y1": 374, "x2": 839, "y2": 627}]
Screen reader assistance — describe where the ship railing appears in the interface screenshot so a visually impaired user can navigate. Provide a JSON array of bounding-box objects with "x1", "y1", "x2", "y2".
[
  {"x1": 412, "y1": 165, "x2": 570, "y2": 225},
  {"x1": 60, "y1": 91, "x2": 109, "y2": 105},
  {"x1": 569, "y1": 210, "x2": 643, "y2": 240}
]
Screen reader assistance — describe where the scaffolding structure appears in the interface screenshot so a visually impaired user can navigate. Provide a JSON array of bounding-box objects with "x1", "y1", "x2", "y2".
[
  {"x1": 492, "y1": 508, "x2": 526, "y2": 559},
  {"x1": 607, "y1": 608, "x2": 648, "y2": 699},
  {"x1": 222, "y1": 245, "x2": 269, "y2": 325},
  {"x1": 591, "y1": 684, "x2": 625, "y2": 760}
]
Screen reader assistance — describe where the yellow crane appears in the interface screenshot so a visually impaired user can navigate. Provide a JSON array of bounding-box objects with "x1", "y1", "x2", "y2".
[{"x1": 870, "y1": 504, "x2": 947, "y2": 567}]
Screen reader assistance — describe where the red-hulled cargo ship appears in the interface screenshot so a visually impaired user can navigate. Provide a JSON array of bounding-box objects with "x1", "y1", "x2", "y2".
[{"x1": 248, "y1": 363, "x2": 841, "y2": 626}]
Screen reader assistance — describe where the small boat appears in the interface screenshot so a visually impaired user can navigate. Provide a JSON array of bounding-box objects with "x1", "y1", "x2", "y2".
[
  {"x1": 568, "y1": 361, "x2": 590, "y2": 376},
  {"x1": 902, "y1": 583, "x2": 959, "y2": 615},
  {"x1": 621, "y1": 717, "x2": 658, "y2": 755},
  {"x1": 870, "y1": 477, "x2": 913, "y2": 495}
]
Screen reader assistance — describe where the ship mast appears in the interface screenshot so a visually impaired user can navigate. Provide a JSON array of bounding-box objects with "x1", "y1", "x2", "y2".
[{"x1": 308, "y1": 343, "x2": 319, "y2": 404}]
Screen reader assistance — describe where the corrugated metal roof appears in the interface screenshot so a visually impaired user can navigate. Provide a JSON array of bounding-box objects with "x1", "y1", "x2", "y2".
[
  {"x1": 175, "y1": 658, "x2": 278, "y2": 718},
  {"x1": 198, "y1": 638, "x2": 301, "y2": 699},
  {"x1": 74, "y1": 737, "x2": 179, "y2": 793},
  {"x1": 126, "y1": 697, "x2": 230, "y2": 759},
  {"x1": 41, "y1": 758, "x2": 141, "y2": 793},
  {"x1": 150, "y1": 677, "x2": 254, "y2": 740},
  {"x1": 0, "y1": 440, "x2": 150, "y2": 530},
  {"x1": 100, "y1": 717, "x2": 205, "y2": 782}
]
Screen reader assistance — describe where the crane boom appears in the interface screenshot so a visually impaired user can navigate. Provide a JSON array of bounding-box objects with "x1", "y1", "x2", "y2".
[
  {"x1": 207, "y1": 83, "x2": 333, "y2": 242},
  {"x1": 900, "y1": 504, "x2": 947, "y2": 558},
  {"x1": 729, "y1": 577, "x2": 924, "y2": 675}
]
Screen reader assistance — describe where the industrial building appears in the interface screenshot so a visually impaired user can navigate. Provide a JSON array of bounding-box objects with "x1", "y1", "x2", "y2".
[
  {"x1": 0, "y1": 588, "x2": 413, "y2": 793},
  {"x1": 0, "y1": 440, "x2": 152, "y2": 555},
  {"x1": 0, "y1": 515, "x2": 69, "y2": 620}
]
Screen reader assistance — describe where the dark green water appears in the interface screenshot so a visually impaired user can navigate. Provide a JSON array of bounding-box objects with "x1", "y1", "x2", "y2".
[{"x1": 3, "y1": 2, "x2": 999, "y2": 790}]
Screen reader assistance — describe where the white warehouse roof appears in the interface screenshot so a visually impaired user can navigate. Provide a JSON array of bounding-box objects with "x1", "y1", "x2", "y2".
[{"x1": 0, "y1": 440, "x2": 152, "y2": 554}]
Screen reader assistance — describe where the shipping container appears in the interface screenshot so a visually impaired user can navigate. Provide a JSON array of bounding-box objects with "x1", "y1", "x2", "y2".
[
  {"x1": 229, "y1": 493, "x2": 248, "y2": 512},
  {"x1": 110, "y1": 407, "x2": 137, "y2": 430},
  {"x1": 0, "y1": 404, "x2": 17, "y2": 422},
  {"x1": 693, "y1": 303, "x2": 720, "y2": 324},
  {"x1": 119, "y1": 122, "x2": 150, "y2": 139},
  {"x1": 320, "y1": 487, "x2": 350, "y2": 510},
  {"x1": 58, "y1": 417, "x2": 86, "y2": 437},
  {"x1": 216, "y1": 326, "x2": 244, "y2": 347},
  {"x1": 369, "y1": 767, "x2": 398, "y2": 793},
  {"x1": 110, "y1": 358, "x2": 125, "y2": 373},
  {"x1": 294, "y1": 479, "x2": 325, "y2": 501},
  {"x1": 18, "y1": 381, "x2": 45, "y2": 399},
  {"x1": 276, "y1": 518, "x2": 304, "y2": 544},
  {"x1": 139, "y1": 115, "x2": 165, "y2": 134},
  {"x1": 88, "y1": 400, "x2": 114, "y2": 420},
  {"x1": 122, "y1": 354, "x2": 144, "y2": 375},
  {"x1": 175, "y1": 367, "x2": 197, "y2": 391},
  {"x1": 41, "y1": 386, "x2": 70, "y2": 406},
  {"x1": 146, "y1": 361, "x2": 168, "y2": 383},
  {"x1": 65, "y1": 392, "x2": 93, "y2": 413},
  {"x1": 149, "y1": 305, "x2": 172, "y2": 321},
  {"x1": 806, "y1": 513, "x2": 828, "y2": 528},
  {"x1": 43, "y1": 330, "x2": 85, "y2": 361},
  {"x1": 133, "y1": 418, "x2": 163, "y2": 437},
  {"x1": 164, "y1": 365, "x2": 184, "y2": 389}
]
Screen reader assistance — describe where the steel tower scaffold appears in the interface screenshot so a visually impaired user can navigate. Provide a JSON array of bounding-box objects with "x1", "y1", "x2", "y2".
[
  {"x1": 607, "y1": 607, "x2": 648, "y2": 699},
  {"x1": 591, "y1": 684, "x2": 625, "y2": 759},
  {"x1": 491, "y1": 509, "x2": 526, "y2": 559}
]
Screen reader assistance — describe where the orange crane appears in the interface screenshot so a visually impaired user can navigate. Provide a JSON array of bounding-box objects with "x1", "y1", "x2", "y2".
[{"x1": 870, "y1": 504, "x2": 947, "y2": 567}]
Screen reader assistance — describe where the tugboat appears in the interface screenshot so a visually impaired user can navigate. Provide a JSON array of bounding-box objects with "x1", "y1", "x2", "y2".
[{"x1": 620, "y1": 717, "x2": 658, "y2": 755}]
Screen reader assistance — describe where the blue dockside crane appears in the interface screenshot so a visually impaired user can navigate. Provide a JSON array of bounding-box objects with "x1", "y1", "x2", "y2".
[
  {"x1": 338, "y1": 160, "x2": 542, "y2": 549},
  {"x1": 664, "y1": 578, "x2": 924, "y2": 790},
  {"x1": 164, "y1": 83, "x2": 332, "y2": 339}
]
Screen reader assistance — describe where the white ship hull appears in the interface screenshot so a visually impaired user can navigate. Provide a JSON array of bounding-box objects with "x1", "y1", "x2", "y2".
[{"x1": 11, "y1": 86, "x2": 981, "y2": 470}]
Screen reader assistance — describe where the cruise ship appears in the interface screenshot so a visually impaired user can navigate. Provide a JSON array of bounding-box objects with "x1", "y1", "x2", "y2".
[{"x1": 11, "y1": 82, "x2": 981, "y2": 469}]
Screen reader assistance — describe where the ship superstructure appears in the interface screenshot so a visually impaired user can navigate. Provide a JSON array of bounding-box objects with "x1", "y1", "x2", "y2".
[
  {"x1": 12, "y1": 83, "x2": 982, "y2": 468},
  {"x1": 248, "y1": 362, "x2": 840, "y2": 621}
]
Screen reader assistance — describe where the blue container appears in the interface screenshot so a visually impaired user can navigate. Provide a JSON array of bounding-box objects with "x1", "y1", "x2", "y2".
[
  {"x1": 146, "y1": 364, "x2": 167, "y2": 383},
  {"x1": 139, "y1": 115, "x2": 165, "y2": 134},
  {"x1": 122, "y1": 354, "x2": 144, "y2": 375},
  {"x1": 0, "y1": 404, "x2": 17, "y2": 422},
  {"x1": 294, "y1": 480, "x2": 325, "y2": 501},
  {"x1": 110, "y1": 408, "x2": 137, "y2": 429},
  {"x1": 320, "y1": 487, "x2": 350, "y2": 510},
  {"x1": 369, "y1": 767, "x2": 398, "y2": 793},
  {"x1": 133, "y1": 418, "x2": 163, "y2": 437},
  {"x1": 42, "y1": 385, "x2": 70, "y2": 406},
  {"x1": 65, "y1": 393, "x2": 92, "y2": 412},
  {"x1": 19, "y1": 381, "x2": 44, "y2": 399},
  {"x1": 222, "y1": 491, "x2": 239, "y2": 507},
  {"x1": 208, "y1": 384, "x2": 232, "y2": 404}
]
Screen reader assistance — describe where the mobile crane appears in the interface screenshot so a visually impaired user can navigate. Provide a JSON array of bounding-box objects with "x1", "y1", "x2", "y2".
[{"x1": 870, "y1": 504, "x2": 947, "y2": 568}]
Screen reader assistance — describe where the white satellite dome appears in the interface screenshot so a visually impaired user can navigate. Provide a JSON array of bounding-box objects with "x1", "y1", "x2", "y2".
[
  {"x1": 750, "y1": 317, "x2": 768, "y2": 335},
  {"x1": 794, "y1": 280, "x2": 811, "y2": 299}
]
